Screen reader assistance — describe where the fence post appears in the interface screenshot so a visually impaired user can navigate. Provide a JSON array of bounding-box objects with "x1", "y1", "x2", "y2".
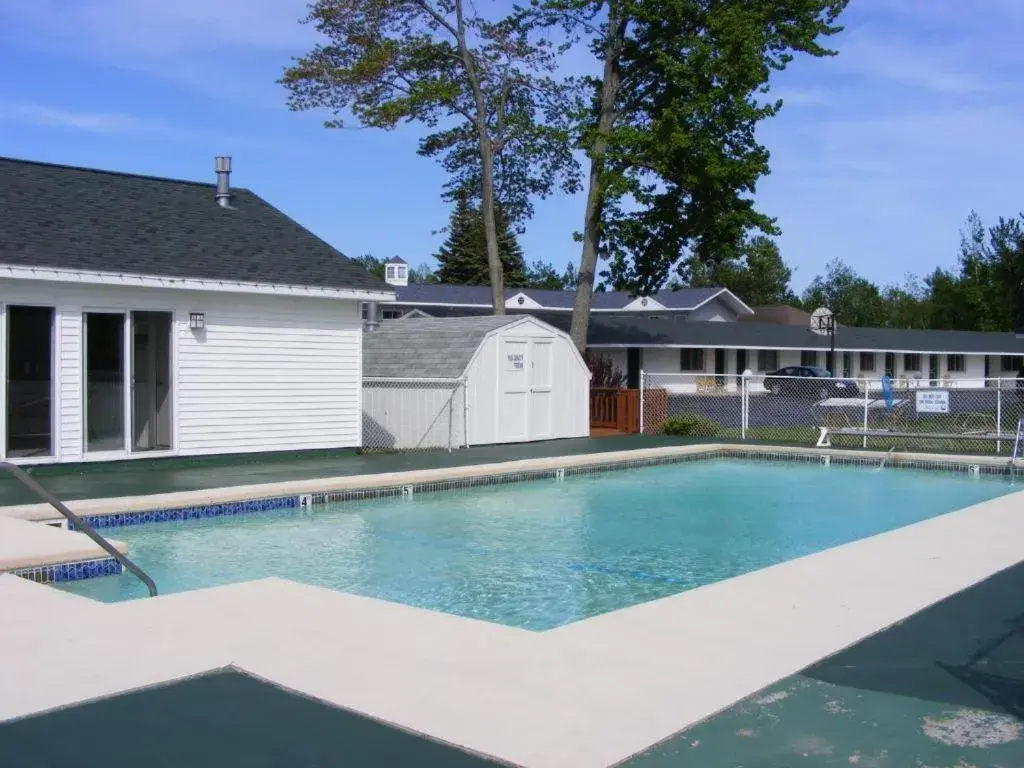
[
  {"x1": 639, "y1": 370, "x2": 645, "y2": 435},
  {"x1": 741, "y1": 373, "x2": 748, "y2": 440},
  {"x1": 463, "y1": 378, "x2": 470, "y2": 448},
  {"x1": 862, "y1": 379, "x2": 869, "y2": 449},
  {"x1": 997, "y1": 381, "x2": 1003, "y2": 455}
]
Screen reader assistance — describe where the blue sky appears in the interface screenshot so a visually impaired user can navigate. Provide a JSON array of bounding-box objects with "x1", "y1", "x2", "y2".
[{"x1": 1, "y1": 0, "x2": 1021, "y2": 293}]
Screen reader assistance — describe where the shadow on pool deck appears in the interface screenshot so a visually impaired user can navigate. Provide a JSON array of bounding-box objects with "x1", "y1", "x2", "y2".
[
  {"x1": 0, "y1": 668, "x2": 506, "y2": 768},
  {"x1": 623, "y1": 561, "x2": 1024, "y2": 767},
  {"x1": 0, "y1": 435, "x2": 696, "y2": 506}
]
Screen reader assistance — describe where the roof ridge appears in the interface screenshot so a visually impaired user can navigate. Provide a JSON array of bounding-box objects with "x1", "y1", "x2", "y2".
[{"x1": 0, "y1": 155, "x2": 241, "y2": 191}]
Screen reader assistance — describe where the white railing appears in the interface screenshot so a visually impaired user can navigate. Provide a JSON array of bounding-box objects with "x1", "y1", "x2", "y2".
[
  {"x1": 640, "y1": 372, "x2": 1024, "y2": 456},
  {"x1": 362, "y1": 377, "x2": 468, "y2": 452}
]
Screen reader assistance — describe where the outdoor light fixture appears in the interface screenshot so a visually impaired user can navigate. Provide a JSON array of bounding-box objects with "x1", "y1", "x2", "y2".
[{"x1": 189, "y1": 312, "x2": 205, "y2": 330}]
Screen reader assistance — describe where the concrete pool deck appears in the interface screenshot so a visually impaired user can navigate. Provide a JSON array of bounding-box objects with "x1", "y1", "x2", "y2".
[
  {"x1": 1, "y1": 443, "x2": 1023, "y2": 766},
  {"x1": 0, "y1": 517, "x2": 126, "y2": 571}
]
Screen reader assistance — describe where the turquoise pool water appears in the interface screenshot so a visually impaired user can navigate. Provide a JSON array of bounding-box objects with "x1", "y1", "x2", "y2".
[{"x1": 58, "y1": 460, "x2": 1014, "y2": 629}]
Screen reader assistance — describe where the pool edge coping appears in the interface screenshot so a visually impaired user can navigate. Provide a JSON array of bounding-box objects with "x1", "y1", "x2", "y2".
[{"x1": 1, "y1": 443, "x2": 1014, "y2": 525}]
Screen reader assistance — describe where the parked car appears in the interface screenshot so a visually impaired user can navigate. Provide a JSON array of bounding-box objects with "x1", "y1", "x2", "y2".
[{"x1": 763, "y1": 366, "x2": 860, "y2": 399}]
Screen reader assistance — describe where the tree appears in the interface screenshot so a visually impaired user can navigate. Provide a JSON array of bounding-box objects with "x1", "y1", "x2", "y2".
[
  {"x1": 434, "y1": 193, "x2": 527, "y2": 285},
  {"x1": 524, "y1": 261, "x2": 579, "y2": 290},
  {"x1": 682, "y1": 235, "x2": 796, "y2": 306},
  {"x1": 549, "y1": 0, "x2": 849, "y2": 352},
  {"x1": 801, "y1": 259, "x2": 889, "y2": 328},
  {"x1": 281, "y1": 0, "x2": 576, "y2": 315}
]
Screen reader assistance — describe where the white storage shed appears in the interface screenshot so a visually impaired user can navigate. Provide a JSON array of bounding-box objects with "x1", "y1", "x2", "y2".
[{"x1": 362, "y1": 315, "x2": 590, "y2": 448}]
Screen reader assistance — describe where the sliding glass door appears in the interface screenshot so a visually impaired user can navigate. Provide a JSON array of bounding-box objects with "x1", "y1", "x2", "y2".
[
  {"x1": 131, "y1": 311, "x2": 173, "y2": 452},
  {"x1": 85, "y1": 312, "x2": 126, "y2": 453},
  {"x1": 6, "y1": 306, "x2": 54, "y2": 458}
]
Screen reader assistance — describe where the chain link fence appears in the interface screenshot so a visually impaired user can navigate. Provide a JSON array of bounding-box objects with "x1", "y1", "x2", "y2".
[
  {"x1": 641, "y1": 372, "x2": 1024, "y2": 456},
  {"x1": 362, "y1": 377, "x2": 468, "y2": 452}
]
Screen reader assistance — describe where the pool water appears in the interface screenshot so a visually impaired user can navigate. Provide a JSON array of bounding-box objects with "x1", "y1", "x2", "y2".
[{"x1": 58, "y1": 460, "x2": 1014, "y2": 629}]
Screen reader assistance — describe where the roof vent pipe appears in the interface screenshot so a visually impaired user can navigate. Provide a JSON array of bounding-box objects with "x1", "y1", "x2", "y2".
[
  {"x1": 365, "y1": 301, "x2": 380, "y2": 332},
  {"x1": 214, "y1": 156, "x2": 232, "y2": 208}
]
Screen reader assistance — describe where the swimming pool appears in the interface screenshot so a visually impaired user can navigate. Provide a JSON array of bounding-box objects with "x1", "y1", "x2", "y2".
[{"x1": 58, "y1": 459, "x2": 1014, "y2": 629}]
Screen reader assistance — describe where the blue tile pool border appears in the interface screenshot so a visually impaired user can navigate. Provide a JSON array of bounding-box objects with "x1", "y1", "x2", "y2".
[{"x1": 12, "y1": 557, "x2": 122, "y2": 584}]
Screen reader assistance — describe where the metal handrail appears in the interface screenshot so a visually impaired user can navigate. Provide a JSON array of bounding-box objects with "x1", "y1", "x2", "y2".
[{"x1": 0, "y1": 462, "x2": 157, "y2": 597}]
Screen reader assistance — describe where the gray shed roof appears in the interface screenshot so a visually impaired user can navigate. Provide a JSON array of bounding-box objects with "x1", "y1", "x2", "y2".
[{"x1": 363, "y1": 315, "x2": 525, "y2": 378}]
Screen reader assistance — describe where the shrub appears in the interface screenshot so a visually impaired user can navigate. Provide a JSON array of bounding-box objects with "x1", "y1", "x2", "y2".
[
  {"x1": 585, "y1": 352, "x2": 627, "y2": 389},
  {"x1": 662, "y1": 413, "x2": 720, "y2": 438}
]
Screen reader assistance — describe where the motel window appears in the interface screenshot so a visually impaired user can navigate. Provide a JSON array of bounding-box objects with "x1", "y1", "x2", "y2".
[
  {"x1": 903, "y1": 353, "x2": 921, "y2": 372},
  {"x1": 679, "y1": 349, "x2": 705, "y2": 372},
  {"x1": 947, "y1": 354, "x2": 966, "y2": 373},
  {"x1": 756, "y1": 350, "x2": 778, "y2": 372},
  {"x1": 1001, "y1": 356, "x2": 1022, "y2": 372},
  {"x1": 800, "y1": 350, "x2": 818, "y2": 367},
  {"x1": 859, "y1": 352, "x2": 876, "y2": 372}
]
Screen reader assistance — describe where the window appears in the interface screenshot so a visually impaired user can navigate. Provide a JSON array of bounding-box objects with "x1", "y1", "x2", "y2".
[
  {"x1": 1001, "y1": 355, "x2": 1022, "y2": 372},
  {"x1": 947, "y1": 354, "x2": 966, "y2": 373},
  {"x1": 756, "y1": 350, "x2": 778, "y2": 371},
  {"x1": 679, "y1": 348, "x2": 705, "y2": 372},
  {"x1": 385, "y1": 265, "x2": 396, "y2": 279},
  {"x1": 800, "y1": 350, "x2": 818, "y2": 367},
  {"x1": 381, "y1": 308, "x2": 404, "y2": 320},
  {"x1": 859, "y1": 352, "x2": 876, "y2": 372},
  {"x1": 903, "y1": 353, "x2": 921, "y2": 372}
]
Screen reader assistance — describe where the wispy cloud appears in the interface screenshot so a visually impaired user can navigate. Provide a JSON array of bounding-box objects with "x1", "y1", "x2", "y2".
[
  {"x1": 833, "y1": 34, "x2": 996, "y2": 95},
  {"x1": 0, "y1": 101, "x2": 160, "y2": 133},
  {"x1": 0, "y1": 0, "x2": 314, "y2": 57}
]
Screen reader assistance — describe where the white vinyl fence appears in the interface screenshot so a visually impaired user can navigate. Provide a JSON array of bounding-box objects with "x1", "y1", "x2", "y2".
[
  {"x1": 362, "y1": 377, "x2": 468, "y2": 452},
  {"x1": 641, "y1": 372, "x2": 1024, "y2": 456}
]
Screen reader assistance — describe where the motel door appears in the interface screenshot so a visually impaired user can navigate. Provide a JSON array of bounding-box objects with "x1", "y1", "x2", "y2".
[
  {"x1": 528, "y1": 339, "x2": 554, "y2": 441},
  {"x1": 500, "y1": 338, "x2": 529, "y2": 442}
]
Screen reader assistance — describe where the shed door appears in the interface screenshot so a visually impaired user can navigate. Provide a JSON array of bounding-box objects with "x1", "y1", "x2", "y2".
[
  {"x1": 500, "y1": 338, "x2": 529, "y2": 442},
  {"x1": 529, "y1": 339, "x2": 554, "y2": 440}
]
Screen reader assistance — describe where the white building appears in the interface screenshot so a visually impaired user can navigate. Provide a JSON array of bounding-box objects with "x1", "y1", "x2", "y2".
[
  {"x1": 372, "y1": 277, "x2": 1024, "y2": 390},
  {"x1": 0, "y1": 156, "x2": 393, "y2": 464},
  {"x1": 363, "y1": 315, "x2": 589, "y2": 447}
]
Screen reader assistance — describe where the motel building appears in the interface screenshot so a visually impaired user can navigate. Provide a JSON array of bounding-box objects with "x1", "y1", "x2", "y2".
[{"x1": 372, "y1": 264, "x2": 1024, "y2": 391}]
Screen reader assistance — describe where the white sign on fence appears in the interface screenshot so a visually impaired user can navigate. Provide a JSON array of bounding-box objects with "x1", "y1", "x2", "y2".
[{"x1": 916, "y1": 389, "x2": 949, "y2": 413}]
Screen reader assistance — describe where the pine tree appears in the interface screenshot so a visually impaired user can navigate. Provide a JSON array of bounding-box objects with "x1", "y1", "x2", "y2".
[{"x1": 435, "y1": 194, "x2": 526, "y2": 286}]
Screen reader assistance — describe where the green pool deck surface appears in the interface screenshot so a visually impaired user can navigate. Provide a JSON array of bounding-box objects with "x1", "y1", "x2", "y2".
[
  {"x1": 0, "y1": 436, "x2": 691, "y2": 506},
  {"x1": 0, "y1": 668, "x2": 505, "y2": 768},
  {"x1": 623, "y1": 560, "x2": 1024, "y2": 768}
]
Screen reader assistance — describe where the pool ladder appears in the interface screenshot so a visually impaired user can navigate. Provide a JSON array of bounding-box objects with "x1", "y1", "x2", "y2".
[
  {"x1": 878, "y1": 446, "x2": 896, "y2": 471},
  {"x1": 0, "y1": 462, "x2": 157, "y2": 597},
  {"x1": 1010, "y1": 419, "x2": 1024, "y2": 482}
]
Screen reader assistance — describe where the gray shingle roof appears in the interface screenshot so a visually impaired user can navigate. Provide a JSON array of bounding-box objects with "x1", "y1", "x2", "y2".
[
  {"x1": 392, "y1": 283, "x2": 735, "y2": 311},
  {"x1": 576, "y1": 315, "x2": 1024, "y2": 354},
  {"x1": 363, "y1": 315, "x2": 524, "y2": 378},
  {"x1": 0, "y1": 157, "x2": 391, "y2": 294}
]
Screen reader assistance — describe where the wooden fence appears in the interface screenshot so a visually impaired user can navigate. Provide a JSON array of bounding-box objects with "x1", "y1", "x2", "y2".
[{"x1": 590, "y1": 388, "x2": 640, "y2": 433}]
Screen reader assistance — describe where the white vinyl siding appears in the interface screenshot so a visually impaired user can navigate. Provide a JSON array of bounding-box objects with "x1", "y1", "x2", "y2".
[{"x1": 0, "y1": 279, "x2": 362, "y2": 462}]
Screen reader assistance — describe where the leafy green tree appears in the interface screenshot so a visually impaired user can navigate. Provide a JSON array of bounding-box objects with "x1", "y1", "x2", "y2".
[
  {"x1": 281, "y1": 0, "x2": 576, "y2": 315},
  {"x1": 435, "y1": 193, "x2": 527, "y2": 285},
  {"x1": 801, "y1": 259, "x2": 888, "y2": 328},
  {"x1": 549, "y1": 0, "x2": 849, "y2": 351},
  {"x1": 683, "y1": 235, "x2": 796, "y2": 306},
  {"x1": 524, "y1": 261, "x2": 579, "y2": 290}
]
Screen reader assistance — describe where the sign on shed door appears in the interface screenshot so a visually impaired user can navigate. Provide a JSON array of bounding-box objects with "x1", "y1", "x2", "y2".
[
  {"x1": 501, "y1": 338, "x2": 529, "y2": 441},
  {"x1": 529, "y1": 339, "x2": 554, "y2": 440}
]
